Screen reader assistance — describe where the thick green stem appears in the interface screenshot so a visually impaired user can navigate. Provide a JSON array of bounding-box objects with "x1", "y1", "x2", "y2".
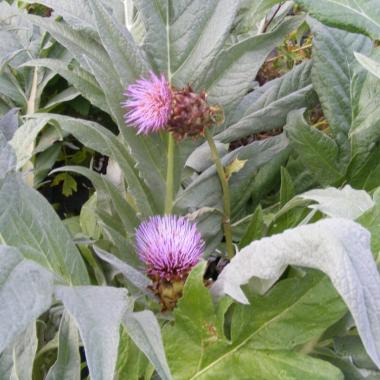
[
  {"x1": 205, "y1": 129, "x2": 234, "y2": 259},
  {"x1": 164, "y1": 133, "x2": 175, "y2": 214}
]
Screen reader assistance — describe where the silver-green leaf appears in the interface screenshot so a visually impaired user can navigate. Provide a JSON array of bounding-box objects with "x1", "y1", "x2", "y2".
[{"x1": 212, "y1": 218, "x2": 380, "y2": 369}]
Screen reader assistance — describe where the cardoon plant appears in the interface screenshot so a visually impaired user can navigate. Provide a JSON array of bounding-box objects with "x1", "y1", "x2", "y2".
[{"x1": 3, "y1": 0, "x2": 380, "y2": 380}]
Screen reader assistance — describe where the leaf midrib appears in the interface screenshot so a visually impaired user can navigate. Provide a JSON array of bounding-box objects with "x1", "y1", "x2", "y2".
[{"x1": 189, "y1": 276, "x2": 329, "y2": 379}]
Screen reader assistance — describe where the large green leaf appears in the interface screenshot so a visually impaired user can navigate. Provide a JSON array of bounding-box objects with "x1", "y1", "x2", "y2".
[
  {"x1": 0, "y1": 74, "x2": 26, "y2": 108},
  {"x1": 356, "y1": 52, "x2": 380, "y2": 80},
  {"x1": 0, "y1": 174, "x2": 89, "y2": 285},
  {"x1": 0, "y1": 135, "x2": 16, "y2": 178},
  {"x1": 164, "y1": 263, "x2": 227, "y2": 379},
  {"x1": 55, "y1": 286, "x2": 131, "y2": 380},
  {"x1": 202, "y1": 17, "x2": 304, "y2": 107},
  {"x1": 133, "y1": 0, "x2": 302, "y2": 108},
  {"x1": 217, "y1": 60, "x2": 315, "y2": 143},
  {"x1": 231, "y1": 273, "x2": 346, "y2": 351},
  {"x1": 299, "y1": 185, "x2": 374, "y2": 220},
  {"x1": 358, "y1": 188, "x2": 380, "y2": 253},
  {"x1": 308, "y1": 18, "x2": 372, "y2": 152},
  {"x1": 212, "y1": 218, "x2": 380, "y2": 369},
  {"x1": 0, "y1": 323, "x2": 37, "y2": 380},
  {"x1": 164, "y1": 263, "x2": 344, "y2": 379},
  {"x1": 0, "y1": 247, "x2": 54, "y2": 353},
  {"x1": 132, "y1": 0, "x2": 240, "y2": 84},
  {"x1": 296, "y1": 0, "x2": 380, "y2": 40},
  {"x1": 348, "y1": 51, "x2": 380, "y2": 179},
  {"x1": 45, "y1": 312, "x2": 80, "y2": 380},
  {"x1": 89, "y1": 0, "x2": 148, "y2": 85},
  {"x1": 0, "y1": 109, "x2": 18, "y2": 141},
  {"x1": 193, "y1": 350, "x2": 343, "y2": 380},
  {"x1": 24, "y1": 0, "x2": 95, "y2": 32},
  {"x1": 28, "y1": 14, "x2": 113, "y2": 75},
  {"x1": 285, "y1": 109, "x2": 344, "y2": 186},
  {"x1": 9, "y1": 118, "x2": 47, "y2": 170}
]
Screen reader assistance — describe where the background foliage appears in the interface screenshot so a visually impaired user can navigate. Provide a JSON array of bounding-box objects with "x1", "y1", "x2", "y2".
[{"x1": 1, "y1": 0, "x2": 380, "y2": 379}]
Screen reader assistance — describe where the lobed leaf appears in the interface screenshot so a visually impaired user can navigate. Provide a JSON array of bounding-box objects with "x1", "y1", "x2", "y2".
[
  {"x1": 285, "y1": 109, "x2": 344, "y2": 186},
  {"x1": 165, "y1": 263, "x2": 344, "y2": 379},
  {"x1": 212, "y1": 218, "x2": 380, "y2": 369},
  {"x1": 300, "y1": 185, "x2": 374, "y2": 220}
]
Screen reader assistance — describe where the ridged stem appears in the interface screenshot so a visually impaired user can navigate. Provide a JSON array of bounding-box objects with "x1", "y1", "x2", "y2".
[
  {"x1": 164, "y1": 133, "x2": 175, "y2": 214},
  {"x1": 205, "y1": 128, "x2": 234, "y2": 259}
]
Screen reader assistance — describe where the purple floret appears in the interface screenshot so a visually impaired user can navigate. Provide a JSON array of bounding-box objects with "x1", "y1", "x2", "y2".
[
  {"x1": 122, "y1": 71, "x2": 172, "y2": 135},
  {"x1": 135, "y1": 215, "x2": 205, "y2": 280}
]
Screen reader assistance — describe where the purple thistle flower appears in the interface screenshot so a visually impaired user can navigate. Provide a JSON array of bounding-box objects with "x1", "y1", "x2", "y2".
[
  {"x1": 135, "y1": 215, "x2": 205, "y2": 280},
  {"x1": 123, "y1": 71, "x2": 172, "y2": 135}
]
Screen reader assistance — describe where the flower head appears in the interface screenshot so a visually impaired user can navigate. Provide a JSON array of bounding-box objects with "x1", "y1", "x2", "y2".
[
  {"x1": 135, "y1": 215, "x2": 205, "y2": 280},
  {"x1": 123, "y1": 71, "x2": 172, "y2": 134},
  {"x1": 167, "y1": 85, "x2": 224, "y2": 141}
]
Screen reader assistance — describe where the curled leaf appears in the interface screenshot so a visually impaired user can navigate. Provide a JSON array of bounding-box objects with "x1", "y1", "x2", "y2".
[
  {"x1": 225, "y1": 157, "x2": 247, "y2": 180},
  {"x1": 212, "y1": 218, "x2": 380, "y2": 369},
  {"x1": 300, "y1": 185, "x2": 374, "y2": 220}
]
